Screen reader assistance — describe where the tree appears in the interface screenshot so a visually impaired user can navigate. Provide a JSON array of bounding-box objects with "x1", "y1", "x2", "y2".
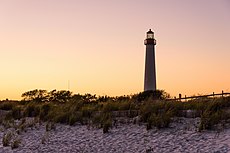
[
  {"x1": 135, "y1": 90, "x2": 170, "y2": 102},
  {"x1": 82, "y1": 93, "x2": 97, "y2": 103},
  {"x1": 48, "y1": 90, "x2": 72, "y2": 103},
  {"x1": 21, "y1": 89, "x2": 48, "y2": 102}
]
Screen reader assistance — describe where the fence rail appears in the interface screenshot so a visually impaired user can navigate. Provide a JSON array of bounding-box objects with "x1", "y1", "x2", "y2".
[{"x1": 168, "y1": 91, "x2": 230, "y2": 101}]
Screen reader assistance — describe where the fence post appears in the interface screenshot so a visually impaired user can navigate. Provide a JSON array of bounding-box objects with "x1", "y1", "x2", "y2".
[
  {"x1": 213, "y1": 92, "x2": 215, "y2": 97},
  {"x1": 179, "y1": 94, "x2": 182, "y2": 101}
]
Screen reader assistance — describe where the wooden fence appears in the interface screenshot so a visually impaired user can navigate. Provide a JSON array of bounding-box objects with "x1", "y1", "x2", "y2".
[{"x1": 168, "y1": 91, "x2": 230, "y2": 101}]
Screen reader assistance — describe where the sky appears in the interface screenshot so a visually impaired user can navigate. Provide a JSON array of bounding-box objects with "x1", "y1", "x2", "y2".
[{"x1": 0, "y1": 0, "x2": 230, "y2": 100}]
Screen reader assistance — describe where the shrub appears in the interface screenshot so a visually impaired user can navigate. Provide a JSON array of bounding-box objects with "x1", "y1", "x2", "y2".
[
  {"x1": 11, "y1": 138, "x2": 20, "y2": 149},
  {"x1": 41, "y1": 132, "x2": 49, "y2": 144},
  {"x1": 136, "y1": 90, "x2": 169, "y2": 102},
  {"x1": 100, "y1": 113, "x2": 112, "y2": 133},
  {"x1": 92, "y1": 114, "x2": 103, "y2": 128},
  {"x1": 24, "y1": 103, "x2": 40, "y2": 117},
  {"x1": 2, "y1": 132, "x2": 13, "y2": 147},
  {"x1": 199, "y1": 110, "x2": 223, "y2": 131},
  {"x1": 198, "y1": 98, "x2": 230, "y2": 131},
  {"x1": 69, "y1": 114, "x2": 78, "y2": 126},
  {"x1": 91, "y1": 112, "x2": 112, "y2": 132},
  {"x1": 0, "y1": 102, "x2": 15, "y2": 110},
  {"x1": 4, "y1": 112, "x2": 13, "y2": 121},
  {"x1": 46, "y1": 122, "x2": 56, "y2": 131},
  {"x1": 118, "y1": 101, "x2": 131, "y2": 110},
  {"x1": 154, "y1": 112, "x2": 172, "y2": 129},
  {"x1": 103, "y1": 102, "x2": 119, "y2": 112},
  {"x1": 140, "y1": 101, "x2": 157, "y2": 122},
  {"x1": 39, "y1": 103, "x2": 52, "y2": 121},
  {"x1": 146, "y1": 110, "x2": 172, "y2": 130},
  {"x1": 21, "y1": 89, "x2": 48, "y2": 102},
  {"x1": 81, "y1": 106, "x2": 94, "y2": 118},
  {"x1": 75, "y1": 112, "x2": 84, "y2": 124},
  {"x1": 2, "y1": 119, "x2": 14, "y2": 129},
  {"x1": 54, "y1": 112, "x2": 70, "y2": 124},
  {"x1": 103, "y1": 118, "x2": 112, "y2": 133},
  {"x1": 11, "y1": 106, "x2": 22, "y2": 120},
  {"x1": 48, "y1": 90, "x2": 72, "y2": 103}
]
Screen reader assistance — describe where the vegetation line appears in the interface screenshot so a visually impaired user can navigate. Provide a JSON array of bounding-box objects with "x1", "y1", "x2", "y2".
[{"x1": 0, "y1": 89, "x2": 230, "y2": 134}]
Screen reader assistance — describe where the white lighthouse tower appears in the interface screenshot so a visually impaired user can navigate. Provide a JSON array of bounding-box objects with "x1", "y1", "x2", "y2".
[{"x1": 144, "y1": 29, "x2": 157, "y2": 91}]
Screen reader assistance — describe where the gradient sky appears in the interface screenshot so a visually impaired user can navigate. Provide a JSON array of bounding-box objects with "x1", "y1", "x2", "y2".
[{"x1": 0, "y1": 0, "x2": 230, "y2": 100}]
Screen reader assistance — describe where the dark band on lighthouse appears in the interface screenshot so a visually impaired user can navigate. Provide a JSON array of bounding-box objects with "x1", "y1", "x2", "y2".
[{"x1": 144, "y1": 29, "x2": 157, "y2": 91}]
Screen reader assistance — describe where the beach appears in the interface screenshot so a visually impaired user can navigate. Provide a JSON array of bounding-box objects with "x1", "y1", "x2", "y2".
[{"x1": 0, "y1": 117, "x2": 230, "y2": 153}]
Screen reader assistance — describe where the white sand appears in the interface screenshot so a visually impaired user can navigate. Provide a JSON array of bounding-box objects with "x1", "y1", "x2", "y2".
[{"x1": 0, "y1": 118, "x2": 230, "y2": 153}]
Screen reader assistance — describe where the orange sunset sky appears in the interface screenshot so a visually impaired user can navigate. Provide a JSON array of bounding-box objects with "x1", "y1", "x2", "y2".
[{"x1": 0, "y1": 0, "x2": 230, "y2": 100}]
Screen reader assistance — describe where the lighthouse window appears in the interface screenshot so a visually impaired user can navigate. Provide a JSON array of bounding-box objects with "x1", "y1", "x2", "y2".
[{"x1": 147, "y1": 33, "x2": 154, "y2": 39}]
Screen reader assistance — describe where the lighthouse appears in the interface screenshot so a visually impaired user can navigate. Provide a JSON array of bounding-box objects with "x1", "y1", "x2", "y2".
[{"x1": 144, "y1": 29, "x2": 157, "y2": 91}]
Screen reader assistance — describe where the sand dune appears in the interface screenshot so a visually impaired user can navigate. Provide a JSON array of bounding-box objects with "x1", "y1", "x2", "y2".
[{"x1": 0, "y1": 118, "x2": 229, "y2": 153}]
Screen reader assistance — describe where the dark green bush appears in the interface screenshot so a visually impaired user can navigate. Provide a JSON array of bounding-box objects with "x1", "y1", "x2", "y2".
[
  {"x1": 199, "y1": 110, "x2": 224, "y2": 131},
  {"x1": 146, "y1": 109, "x2": 172, "y2": 130},
  {"x1": 103, "y1": 102, "x2": 119, "y2": 112},
  {"x1": 11, "y1": 138, "x2": 21, "y2": 149},
  {"x1": 135, "y1": 90, "x2": 169, "y2": 102},
  {"x1": 101, "y1": 113, "x2": 112, "y2": 133},
  {"x1": 2, "y1": 132, "x2": 12, "y2": 147},
  {"x1": 92, "y1": 114, "x2": 102, "y2": 128},
  {"x1": 103, "y1": 118, "x2": 112, "y2": 133},
  {"x1": 68, "y1": 112, "x2": 84, "y2": 125},
  {"x1": 198, "y1": 98, "x2": 230, "y2": 131},
  {"x1": 68, "y1": 114, "x2": 77, "y2": 126},
  {"x1": 54, "y1": 112, "x2": 70, "y2": 124},
  {"x1": 81, "y1": 106, "x2": 94, "y2": 118},
  {"x1": 39, "y1": 103, "x2": 52, "y2": 121},
  {"x1": 2, "y1": 89, "x2": 229, "y2": 131},
  {"x1": 24, "y1": 103, "x2": 40, "y2": 117},
  {"x1": 154, "y1": 111, "x2": 172, "y2": 129},
  {"x1": 46, "y1": 122, "x2": 56, "y2": 131},
  {"x1": 11, "y1": 106, "x2": 22, "y2": 120},
  {"x1": 118, "y1": 101, "x2": 131, "y2": 110},
  {"x1": 91, "y1": 112, "x2": 112, "y2": 132},
  {"x1": 140, "y1": 101, "x2": 159, "y2": 122},
  {"x1": 0, "y1": 102, "x2": 15, "y2": 110}
]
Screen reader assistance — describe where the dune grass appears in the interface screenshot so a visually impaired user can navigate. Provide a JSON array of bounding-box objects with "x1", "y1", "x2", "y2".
[{"x1": 1, "y1": 90, "x2": 230, "y2": 132}]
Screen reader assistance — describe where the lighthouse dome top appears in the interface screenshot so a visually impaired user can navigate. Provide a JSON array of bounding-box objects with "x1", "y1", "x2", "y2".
[{"x1": 147, "y1": 29, "x2": 154, "y2": 34}]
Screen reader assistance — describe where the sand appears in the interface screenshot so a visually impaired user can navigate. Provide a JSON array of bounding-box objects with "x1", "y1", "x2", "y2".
[{"x1": 0, "y1": 118, "x2": 230, "y2": 153}]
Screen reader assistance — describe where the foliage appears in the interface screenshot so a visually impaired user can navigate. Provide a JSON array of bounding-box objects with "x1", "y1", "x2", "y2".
[
  {"x1": 149, "y1": 110, "x2": 172, "y2": 129},
  {"x1": 135, "y1": 90, "x2": 170, "y2": 102},
  {"x1": 103, "y1": 113, "x2": 113, "y2": 133},
  {"x1": 2, "y1": 132, "x2": 13, "y2": 147},
  {"x1": 1, "y1": 89, "x2": 230, "y2": 132},
  {"x1": 21, "y1": 89, "x2": 48, "y2": 102},
  {"x1": 39, "y1": 103, "x2": 52, "y2": 121},
  {"x1": 11, "y1": 138, "x2": 21, "y2": 149},
  {"x1": 0, "y1": 102, "x2": 15, "y2": 110},
  {"x1": 198, "y1": 99, "x2": 230, "y2": 131},
  {"x1": 11, "y1": 106, "x2": 23, "y2": 120},
  {"x1": 82, "y1": 93, "x2": 97, "y2": 103},
  {"x1": 48, "y1": 90, "x2": 72, "y2": 103},
  {"x1": 140, "y1": 101, "x2": 174, "y2": 130},
  {"x1": 103, "y1": 102, "x2": 119, "y2": 112},
  {"x1": 97, "y1": 95, "x2": 111, "y2": 102},
  {"x1": 24, "y1": 103, "x2": 41, "y2": 117},
  {"x1": 46, "y1": 122, "x2": 56, "y2": 131},
  {"x1": 21, "y1": 89, "x2": 72, "y2": 103},
  {"x1": 103, "y1": 118, "x2": 112, "y2": 133}
]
